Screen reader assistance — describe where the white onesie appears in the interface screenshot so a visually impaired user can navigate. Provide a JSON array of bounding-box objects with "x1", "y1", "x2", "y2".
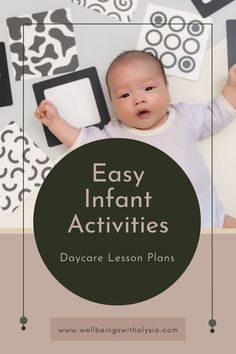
[{"x1": 69, "y1": 95, "x2": 236, "y2": 228}]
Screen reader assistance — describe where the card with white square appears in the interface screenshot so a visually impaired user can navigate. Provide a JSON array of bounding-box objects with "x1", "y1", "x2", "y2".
[
  {"x1": 33, "y1": 67, "x2": 110, "y2": 147},
  {"x1": 137, "y1": 4, "x2": 212, "y2": 81},
  {"x1": 0, "y1": 122, "x2": 54, "y2": 214}
]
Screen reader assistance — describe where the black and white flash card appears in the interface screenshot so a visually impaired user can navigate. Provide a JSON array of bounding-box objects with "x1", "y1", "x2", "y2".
[
  {"x1": 33, "y1": 67, "x2": 110, "y2": 147},
  {"x1": 0, "y1": 42, "x2": 13, "y2": 107},
  {"x1": 191, "y1": 0, "x2": 234, "y2": 18},
  {"x1": 226, "y1": 20, "x2": 236, "y2": 69}
]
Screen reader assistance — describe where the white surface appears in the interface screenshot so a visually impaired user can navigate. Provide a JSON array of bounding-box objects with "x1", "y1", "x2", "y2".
[{"x1": 44, "y1": 78, "x2": 101, "y2": 128}]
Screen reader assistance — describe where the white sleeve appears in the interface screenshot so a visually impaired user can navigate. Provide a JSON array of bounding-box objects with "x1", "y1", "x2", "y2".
[
  {"x1": 185, "y1": 95, "x2": 236, "y2": 140},
  {"x1": 67, "y1": 126, "x2": 106, "y2": 152},
  {"x1": 218, "y1": 94, "x2": 236, "y2": 116}
]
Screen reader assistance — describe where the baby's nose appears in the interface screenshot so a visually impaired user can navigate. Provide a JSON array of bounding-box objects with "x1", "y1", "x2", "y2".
[{"x1": 133, "y1": 97, "x2": 146, "y2": 106}]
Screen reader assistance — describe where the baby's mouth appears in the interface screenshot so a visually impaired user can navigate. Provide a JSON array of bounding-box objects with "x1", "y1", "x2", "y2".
[{"x1": 137, "y1": 110, "x2": 150, "y2": 119}]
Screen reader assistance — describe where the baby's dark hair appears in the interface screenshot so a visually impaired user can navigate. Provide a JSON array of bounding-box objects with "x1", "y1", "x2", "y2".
[{"x1": 106, "y1": 50, "x2": 168, "y2": 90}]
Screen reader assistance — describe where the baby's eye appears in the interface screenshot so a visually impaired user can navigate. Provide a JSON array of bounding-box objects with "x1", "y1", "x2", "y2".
[
  {"x1": 120, "y1": 93, "x2": 129, "y2": 99},
  {"x1": 145, "y1": 86, "x2": 153, "y2": 91}
]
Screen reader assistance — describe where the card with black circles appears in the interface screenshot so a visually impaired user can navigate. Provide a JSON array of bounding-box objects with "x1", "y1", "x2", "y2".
[
  {"x1": 137, "y1": 4, "x2": 212, "y2": 81},
  {"x1": 0, "y1": 122, "x2": 54, "y2": 214}
]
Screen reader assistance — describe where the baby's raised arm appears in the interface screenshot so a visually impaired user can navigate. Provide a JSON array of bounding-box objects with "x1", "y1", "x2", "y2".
[
  {"x1": 221, "y1": 64, "x2": 236, "y2": 108},
  {"x1": 34, "y1": 99, "x2": 80, "y2": 147}
]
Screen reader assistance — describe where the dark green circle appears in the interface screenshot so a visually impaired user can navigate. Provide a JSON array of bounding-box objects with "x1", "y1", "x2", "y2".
[
  {"x1": 209, "y1": 319, "x2": 217, "y2": 327},
  {"x1": 34, "y1": 139, "x2": 200, "y2": 305},
  {"x1": 20, "y1": 316, "x2": 28, "y2": 325}
]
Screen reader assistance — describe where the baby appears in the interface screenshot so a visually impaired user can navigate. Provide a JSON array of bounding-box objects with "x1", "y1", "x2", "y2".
[{"x1": 34, "y1": 50, "x2": 236, "y2": 229}]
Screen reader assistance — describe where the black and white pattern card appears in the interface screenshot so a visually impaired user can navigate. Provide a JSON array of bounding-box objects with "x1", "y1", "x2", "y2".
[
  {"x1": 226, "y1": 20, "x2": 236, "y2": 69},
  {"x1": 6, "y1": 8, "x2": 79, "y2": 81},
  {"x1": 71, "y1": 0, "x2": 139, "y2": 22},
  {"x1": 0, "y1": 42, "x2": 13, "y2": 107},
  {"x1": 191, "y1": 0, "x2": 235, "y2": 18},
  {"x1": 137, "y1": 4, "x2": 212, "y2": 81},
  {"x1": 33, "y1": 67, "x2": 110, "y2": 147},
  {"x1": 0, "y1": 122, "x2": 54, "y2": 214}
]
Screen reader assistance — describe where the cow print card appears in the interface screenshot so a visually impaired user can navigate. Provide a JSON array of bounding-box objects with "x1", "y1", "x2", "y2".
[
  {"x1": 0, "y1": 122, "x2": 54, "y2": 214},
  {"x1": 137, "y1": 4, "x2": 212, "y2": 81},
  {"x1": 6, "y1": 8, "x2": 79, "y2": 81},
  {"x1": 71, "y1": 0, "x2": 139, "y2": 22}
]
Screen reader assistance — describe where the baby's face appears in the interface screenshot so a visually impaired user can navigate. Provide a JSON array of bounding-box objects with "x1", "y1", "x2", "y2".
[{"x1": 108, "y1": 57, "x2": 170, "y2": 130}]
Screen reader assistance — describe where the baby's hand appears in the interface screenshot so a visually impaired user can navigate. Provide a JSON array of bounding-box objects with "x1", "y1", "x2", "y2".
[
  {"x1": 227, "y1": 64, "x2": 236, "y2": 90},
  {"x1": 34, "y1": 99, "x2": 60, "y2": 127}
]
